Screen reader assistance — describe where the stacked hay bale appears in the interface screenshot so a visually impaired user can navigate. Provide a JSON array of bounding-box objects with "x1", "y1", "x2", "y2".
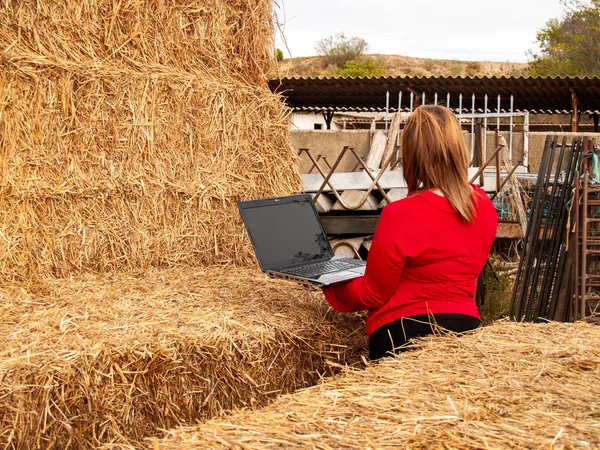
[
  {"x1": 0, "y1": 267, "x2": 367, "y2": 448},
  {"x1": 157, "y1": 321, "x2": 600, "y2": 449},
  {"x1": 0, "y1": 1, "x2": 370, "y2": 448},
  {"x1": 0, "y1": 0, "x2": 300, "y2": 283}
]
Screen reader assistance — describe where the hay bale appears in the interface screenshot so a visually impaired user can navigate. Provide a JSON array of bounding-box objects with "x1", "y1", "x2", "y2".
[
  {"x1": 0, "y1": 0, "x2": 276, "y2": 81},
  {"x1": 0, "y1": 266, "x2": 367, "y2": 448},
  {"x1": 0, "y1": 0, "x2": 298, "y2": 283},
  {"x1": 157, "y1": 321, "x2": 600, "y2": 449},
  {"x1": 0, "y1": 64, "x2": 299, "y2": 282}
]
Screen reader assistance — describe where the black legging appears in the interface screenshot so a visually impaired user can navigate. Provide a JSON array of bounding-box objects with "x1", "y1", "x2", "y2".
[{"x1": 368, "y1": 314, "x2": 481, "y2": 360}]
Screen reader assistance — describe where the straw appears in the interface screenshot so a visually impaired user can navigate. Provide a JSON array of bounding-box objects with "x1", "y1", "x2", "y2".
[
  {"x1": 157, "y1": 321, "x2": 600, "y2": 449},
  {"x1": 0, "y1": 266, "x2": 367, "y2": 448},
  {"x1": 0, "y1": 0, "x2": 298, "y2": 283}
]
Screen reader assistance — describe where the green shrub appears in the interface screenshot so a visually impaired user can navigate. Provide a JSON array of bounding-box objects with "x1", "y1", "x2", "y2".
[
  {"x1": 479, "y1": 258, "x2": 515, "y2": 324},
  {"x1": 465, "y1": 61, "x2": 481, "y2": 76},
  {"x1": 315, "y1": 33, "x2": 369, "y2": 68},
  {"x1": 339, "y1": 57, "x2": 385, "y2": 77},
  {"x1": 424, "y1": 59, "x2": 435, "y2": 71},
  {"x1": 276, "y1": 48, "x2": 284, "y2": 62},
  {"x1": 449, "y1": 63, "x2": 464, "y2": 76}
]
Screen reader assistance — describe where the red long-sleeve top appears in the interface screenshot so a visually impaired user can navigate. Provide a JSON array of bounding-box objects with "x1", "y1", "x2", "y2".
[{"x1": 323, "y1": 185, "x2": 498, "y2": 337}]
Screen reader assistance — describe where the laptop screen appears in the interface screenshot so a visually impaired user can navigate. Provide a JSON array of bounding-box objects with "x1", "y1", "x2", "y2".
[{"x1": 239, "y1": 195, "x2": 332, "y2": 270}]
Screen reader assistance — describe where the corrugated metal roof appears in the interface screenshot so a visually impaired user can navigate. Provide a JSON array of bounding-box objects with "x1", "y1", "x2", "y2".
[{"x1": 267, "y1": 75, "x2": 600, "y2": 114}]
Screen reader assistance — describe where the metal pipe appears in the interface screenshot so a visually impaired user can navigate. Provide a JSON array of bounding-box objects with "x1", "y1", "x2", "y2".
[
  {"x1": 497, "y1": 95, "x2": 501, "y2": 131},
  {"x1": 468, "y1": 144, "x2": 504, "y2": 183},
  {"x1": 490, "y1": 163, "x2": 521, "y2": 201},
  {"x1": 410, "y1": 92, "x2": 414, "y2": 113},
  {"x1": 509, "y1": 95, "x2": 514, "y2": 161},
  {"x1": 397, "y1": 92, "x2": 402, "y2": 147},
  {"x1": 510, "y1": 136, "x2": 554, "y2": 320},
  {"x1": 523, "y1": 111, "x2": 530, "y2": 169},
  {"x1": 385, "y1": 91, "x2": 390, "y2": 134},
  {"x1": 532, "y1": 136, "x2": 569, "y2": 319},
  {"x1": 434, "y1": 92, "x2": 438, "y2": 105},
  {"x1": 484, "y1": 94, "x2": 488, "y2": 165},
  {"x1": 471, "y1": 94, "x2": 475, "y2": 160}
]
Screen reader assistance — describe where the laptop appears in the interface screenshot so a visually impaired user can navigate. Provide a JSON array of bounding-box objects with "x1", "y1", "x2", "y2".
[{"x1": 238, "y1": 193, "x2": 366, "y2": 286}]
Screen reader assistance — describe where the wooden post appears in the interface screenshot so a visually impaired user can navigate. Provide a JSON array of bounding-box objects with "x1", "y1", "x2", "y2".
[
  {"x1": 380, "y1": 112, "x2": 402, "y2": 168},
  {"x1": 571, "y1": 90, "x2": 579, "y2": 133},
  {"x1": 499, "y1": 135, "x2": 527, "y2": 238},
  {"x1": 322, "y1": 110, "x2": 334, "y2": 130}
]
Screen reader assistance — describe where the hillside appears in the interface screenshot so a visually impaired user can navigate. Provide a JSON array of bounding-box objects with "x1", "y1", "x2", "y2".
[{"x1": 274, "y1": 54, "x2": 530, "y2": 78}]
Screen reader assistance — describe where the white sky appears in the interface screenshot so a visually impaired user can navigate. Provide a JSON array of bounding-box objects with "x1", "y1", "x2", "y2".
[{"x1": 274, "y1": 0, "x2": 567, "y2": 63}]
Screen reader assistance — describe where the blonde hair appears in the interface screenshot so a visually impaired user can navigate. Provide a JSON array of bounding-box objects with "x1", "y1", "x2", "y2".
[{"x1": 401, "y1": 105, "x2": 477, "y2": 222}]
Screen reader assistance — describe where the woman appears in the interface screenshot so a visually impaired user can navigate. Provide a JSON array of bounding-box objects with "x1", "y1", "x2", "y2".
[{"x1": 322, "y1": 105, "x2": 498, "y2": 360}]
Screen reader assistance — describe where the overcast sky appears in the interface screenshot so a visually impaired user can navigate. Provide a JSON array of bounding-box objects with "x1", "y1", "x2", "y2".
[{"x1": 274, "y1": 0, "x2": 567, "y2": 63}]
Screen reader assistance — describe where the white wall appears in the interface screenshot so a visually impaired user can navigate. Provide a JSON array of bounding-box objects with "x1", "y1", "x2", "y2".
[{"x1": 290, "y1": 112, "x2": 342, "y2": 131}]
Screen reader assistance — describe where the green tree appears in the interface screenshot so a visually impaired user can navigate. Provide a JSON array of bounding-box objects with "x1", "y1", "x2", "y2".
[
  {"x1": 528, "y1": 0, "x2": 600, "y2": 76},
  {"x1": 315, "y1": 33, "x2": 369, "y2": 68},
  {"x1": 339, "y1": 58, "x2": 385, "y2": 77}
]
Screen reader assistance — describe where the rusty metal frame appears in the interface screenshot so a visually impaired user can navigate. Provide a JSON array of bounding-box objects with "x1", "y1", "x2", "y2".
[{"x1": 300, "y1": 146, "x2": 392, "y2": 211}]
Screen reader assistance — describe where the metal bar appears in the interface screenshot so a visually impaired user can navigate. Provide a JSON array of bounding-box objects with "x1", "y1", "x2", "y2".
[
  {"x1": 510, "y1": 136, "x2": 554, "y2": 320},
  {"x1": 456, "y1": 112, "x2": 528, "y2": 119},
  {"x1": 469, "y1": 144, "x2": 504, "y2": 184},
  {"x1": 484, "y1": 94, "x2": 488, "y2": 166},
  {"x1": 311, "y1": 147, "x2": 351, "y2": 204},
  {"x1": 347, "y1": 147, "x2": 392, "y2": 204},
  {"x1": 582, "y1": 169, "x2": 589, "y2": 319},
  {"x1": 397, "y1": 92, "x2": 402, "y2": 148},
  {"x1": 523, "y1": 135, "x2": 561, "y2": 321},
  {"x1": 547, "y1": 137, "x2": 585, "y2": 320},
  {"x1": 536, "y1": 136, "x2": 573, "y2": 319},
  {"x1": 509, "y1": 96, "x2": 514, "y2": 161},
  {"x1": 523, "y1": 111, "x2": 530, "y2": 169},
  {"x1": 410, "y1": 91, "x2": 414, "y2": 113},
  {"x1": 385, "y1": 91, "x2": 390, "y2": 134},
  {"x1": 497, "y1": 95, "x2": 501, "y2": 131},
  {"x1": 490, "y1": 163, "x2": 521, "y2": 201},
  {"x1": 470, "y1": 94, "x2": 475, "y2": 160},
  {"x1": 572, "y1": 162, "x2": 582, "y2": 322},
  {"x1": 434, "y1": 92, "x2": 438, "y2": 105},
  {"x1": 495, "y1": 131, "x2": 501, "y2": 193}
]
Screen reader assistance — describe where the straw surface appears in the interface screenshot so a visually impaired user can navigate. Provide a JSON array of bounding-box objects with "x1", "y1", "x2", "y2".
[
  {"x1": 0, "y1": 0, "x2": 276, "y2": 82},
  {"x1": 0, "y1": 266, "x2": 367, "y2": 448},
  {"x1": 0, "y1": 0, "x2": 298, "y2": 283},
  {"x1": 157, "y1": 321, "x2": 600, "y2": 449}
]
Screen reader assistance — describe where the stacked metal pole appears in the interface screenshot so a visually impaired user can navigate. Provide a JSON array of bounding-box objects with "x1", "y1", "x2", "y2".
[{"x1": 510, "y1": 136, "x2": 584, "y2": 322}]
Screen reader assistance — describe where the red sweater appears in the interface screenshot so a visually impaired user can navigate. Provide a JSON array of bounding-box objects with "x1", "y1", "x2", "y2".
[{"x1": 323, "y1": 185, "x2": 498, "y2": 336}]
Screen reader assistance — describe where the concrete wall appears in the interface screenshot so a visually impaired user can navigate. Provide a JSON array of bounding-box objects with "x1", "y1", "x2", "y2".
[
  {"x1": 292, "y1": 130, "x2": 371, "y2": 173},
  {"x1": 292, "y1": 129, "x2": 600, "y2": 174}
]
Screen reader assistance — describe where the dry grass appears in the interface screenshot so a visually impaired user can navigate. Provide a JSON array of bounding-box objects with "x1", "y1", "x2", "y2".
[
  {"x1": 0, "y1": 266, "x2": 367, "y2": 448},
  {"x1": 0, "y1": 0, "x2": 301, "y2": 283},
  {"x1": 157, "y1": 321, "x2": 600, "y2": 449},
  {"x1": 0, "y1": 0, "x2": 276, "y2": 82},
  {"x1": 275, "y1": 54, "x2": 529, "y2": 78}
]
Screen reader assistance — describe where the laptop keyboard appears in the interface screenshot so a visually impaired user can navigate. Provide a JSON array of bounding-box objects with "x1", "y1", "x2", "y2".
[{"x1": 282, "y1": 258, "x2": 364, "y2": 278}]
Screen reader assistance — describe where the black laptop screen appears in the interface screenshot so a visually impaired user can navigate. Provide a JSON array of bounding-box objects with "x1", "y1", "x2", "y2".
[{"x1": 241, "y1": 197, "x2": 331, "y2": 269}]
